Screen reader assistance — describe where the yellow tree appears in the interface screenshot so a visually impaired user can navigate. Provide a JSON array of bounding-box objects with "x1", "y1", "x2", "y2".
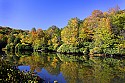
[
  {"x1": 46, "y1": 25, "x2": 61, "y2": 50},
  {"x1": 61, "y1": 17, "x2": 80, "y2": 45},
  {"x1": 92, "y1": 17, "x2": 114, "y2": 54}
]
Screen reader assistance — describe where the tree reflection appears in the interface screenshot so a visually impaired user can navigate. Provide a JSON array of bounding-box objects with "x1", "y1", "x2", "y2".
[
  {"x1": 18, "y1": 52, "x2": 61, "y2": 75},
  {"x1": 90, "y1": 57, "x2": 125, "y2": 83},
  {"x1": 4, "y1": 51, "x2": 125, "y2": 83},
  {"x1": 61, "y1": 62, "x2": 79, "y2": 83},
  {"x1": 44, "y1": 54, "x2": 61, "y2": 75},
  {"x1": 59, "y1": 54, "x2": 125, "y2": 83}
]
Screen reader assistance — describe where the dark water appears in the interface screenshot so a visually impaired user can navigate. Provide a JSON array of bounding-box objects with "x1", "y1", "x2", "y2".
[{"x1": 2, "y1": 51, "x2": 125, "y2": 83}]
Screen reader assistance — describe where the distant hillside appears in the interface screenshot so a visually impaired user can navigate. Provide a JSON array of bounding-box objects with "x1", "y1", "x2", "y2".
[
  {"x1": 0, "y1": 26, "x2": 29, "y2": 50},
  {"x1": 0, "y1": 26, "x2": 29, "y2": 35}
]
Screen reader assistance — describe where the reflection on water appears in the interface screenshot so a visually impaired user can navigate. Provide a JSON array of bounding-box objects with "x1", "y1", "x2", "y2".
[
  {"x1": 3, "y1": 51, "x2": 125, "y2": 83},
  {"x1": 18, "y1": 65, "x2": 66, "y2": 83}
]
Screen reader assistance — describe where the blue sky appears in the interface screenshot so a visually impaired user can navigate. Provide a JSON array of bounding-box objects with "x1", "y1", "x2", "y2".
[{"x1": 0, "y1": 0, "x2": 125, "y2": 30}]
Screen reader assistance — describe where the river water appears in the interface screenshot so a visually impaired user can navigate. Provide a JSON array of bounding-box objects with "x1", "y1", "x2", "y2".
[{"x1": 2, "y1": 51, "x2": 125, "y2": 83}]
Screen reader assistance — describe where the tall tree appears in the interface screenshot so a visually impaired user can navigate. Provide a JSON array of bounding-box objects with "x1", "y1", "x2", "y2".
[
  {"x1": 93, "y1": 17, "x2": 114, "y2": 51},
  {"x1": 61, "y1": 17, "x2": 80, "y2": 45}
]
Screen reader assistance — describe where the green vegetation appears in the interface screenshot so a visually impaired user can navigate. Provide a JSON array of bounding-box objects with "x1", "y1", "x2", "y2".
[
  {"x1": 0, "y1": 6, "x2": 125, "y2": 55},
  {"x1": 0, "y1": 58, "x2": 39, "y2": 82}
]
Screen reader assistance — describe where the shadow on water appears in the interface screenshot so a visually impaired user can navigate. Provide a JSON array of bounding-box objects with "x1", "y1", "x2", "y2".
[{"x1": 2, "y1": 51, "x2": 125, "y2": 83}]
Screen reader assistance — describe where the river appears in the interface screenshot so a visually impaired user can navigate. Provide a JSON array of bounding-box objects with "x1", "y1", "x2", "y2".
[{"x1": 2, "y1": 51, "x2": 125, "y2": 83}]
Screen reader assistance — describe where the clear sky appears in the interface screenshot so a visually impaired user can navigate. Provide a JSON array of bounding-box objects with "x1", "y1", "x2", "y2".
[{"x1": 0, "y1": 0, "x2": 125, "y2": 30}]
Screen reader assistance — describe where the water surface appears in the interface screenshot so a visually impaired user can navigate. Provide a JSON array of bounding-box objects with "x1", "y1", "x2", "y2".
[{"x1": 3, "y1": 51, "x2": 125, "y2": 83}]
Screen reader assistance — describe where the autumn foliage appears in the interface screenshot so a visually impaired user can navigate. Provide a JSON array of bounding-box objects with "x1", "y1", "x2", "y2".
[{"x1": 1, "y1": 6, "x2": 125, "y2": 55}]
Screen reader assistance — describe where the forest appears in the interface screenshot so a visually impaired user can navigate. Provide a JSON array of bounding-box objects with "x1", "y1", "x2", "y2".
[{"x1": 0, "y1": 6, "x2": 125, "y2": 55}]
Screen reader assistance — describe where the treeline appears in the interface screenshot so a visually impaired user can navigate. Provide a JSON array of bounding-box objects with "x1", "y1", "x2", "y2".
[{"x1": 1, "y1": 6, "x2": 125, "y2": 55}]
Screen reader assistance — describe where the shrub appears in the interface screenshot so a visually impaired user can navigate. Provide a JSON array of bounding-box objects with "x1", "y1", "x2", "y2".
[
  {"x1": 5, "y1": 43, "x2": 15, "y2": 51},
  {"x1": 48, "y1": 46, "x2": 54, "y2": 51},
  {"x1": 57, "y1": 44, "x2": 80, "y2": 53},
  {"x1": 15, "y1": 43, "x2": 33, "y2": 52},
  {"x1": 0, "y1": 59, "x2": 38, "y2": 82},
  {"x1": 103, "y1": 48, "x2": 118, "y2": 54},
  {"x1": 90, "y1": 47, "x2": 103, "y2": 54}
]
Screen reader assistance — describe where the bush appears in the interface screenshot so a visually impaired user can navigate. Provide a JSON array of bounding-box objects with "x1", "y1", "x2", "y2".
[
  {"x1": 79, "y1": 47, "x2": 90, "y2": 55},
  {"x1": 15, "y1": 43, "x2": 33, "y2": 52},
  {"x1": 5, "y1": 43, "x2": 15, "y2": 51},
  {"x1": 48, "y1": 45, "x2": 54, "y2": 51},
  {"x1": 102, "y1": 47, "x2": 125, "y2": 55},
  {"x1": 90, "y1": 47, "x2": 103, "y2": 54},
  {"x1": 0, "y1": 59, "x2": 38, "y2": 82},
  {"x1": 77, "y1": 42, "x2": 93, "y2": 49},
  {"x1": 57, "y1": 44, "x2": 80, "y2": 53},
  {"x1": 103, "y1": 48, "x2": 118, "y2": 54}
]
